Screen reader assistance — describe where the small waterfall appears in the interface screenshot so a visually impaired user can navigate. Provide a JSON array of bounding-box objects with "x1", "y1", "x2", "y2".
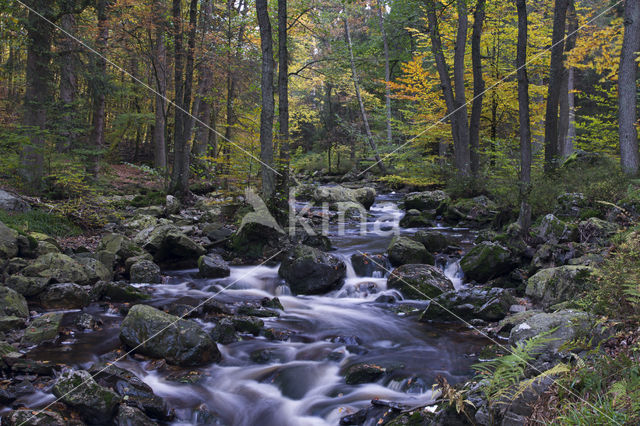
[{"x1": 444, "y1": 260, "x2": 464, "y2": 290}]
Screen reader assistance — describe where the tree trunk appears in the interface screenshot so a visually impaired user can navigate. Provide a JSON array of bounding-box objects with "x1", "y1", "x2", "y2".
[
  {"x1": 57, "y1": 13, "x2": 77, "y2": 152},
  {"x1": 516, "y1": 0, "x2": 532, "y2": 234},
  {"x1": 278, "y1": 0, "x2": 290, "y2": 189},
  {"x1": 256, "y1": 0, "x2": 276, "y2": 199},
  {"x1": 453, "y1": 0, "x2": 471, "y2": 176},
  {"x1": 152, "y1": 0, "x2": 167, "y2": 170},
  {"x1": 20, "y1": 1, "x2": 53, "y2": 189},
  {"x1": 343, "y1": 14, "x2": 387, "y2": 174},
  {"x1": 89, "y1": 0, "x2": 109, "y2": 176},
  {"x1": 543, "y1": 0, "x2": 568, "y2": 172},
  {"x1": 192, "y1": 0, "x2": 214, "y2": 158},
  {"x1": 559, "y1": 0, "x2": 577, "y2": 158},
  {"x1": 469, "y1": 0, "x2": 486, "y2": 176},
  {"x1": 377, "y1": 0, "x2": 393, "y2": 146},
  {"x1": 619, "y1": 0, "x2": 640, "y2": 175}
]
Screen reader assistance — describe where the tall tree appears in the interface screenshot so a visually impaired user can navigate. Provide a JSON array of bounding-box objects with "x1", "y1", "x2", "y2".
[
  {"x1": 469, "y1": 0, "x2": 486, "y2": 176},
  {"x1": 559, "y1": 0, "x2": 577, "y2": 158},
  {"x1": 516, "y1": 0, "x2": 532, "y2": 233},
  {"x1": 377, "y1": 0, "x2": 393, "y2": 146},
  {"x1": 278, "y1": 0, "x2": 290, "y2": 188},
  {"x1": 152, "y1": 0, "x2": 167, "y2": 171},
  {"x1": 619, "y1": 0, "x2": 640, "y2": 175},
  {"x1": 20, "y1": 0, "x2": 54, "y2": 189},
  {"x1": 543, "y1": 0, "x2": 569, "y2": 172},
  {"x1": 425, "y1": 0, "x2": 470, "y2": 176},
  {"x1": 192, "y1": 0, "x2": 215, "y2": 158},
  {"x1": 344, "y1": 10, "x2": 387, "y2": 174},
  {"x1": 57, "y1": 12, "x2": 78, "y2": 152},
  {"x1": 89, "y1": 0, "x2": 109, "y2": 176},
  {"x1": 256, "y1": 0, "x2": 276, "y2": 199}
]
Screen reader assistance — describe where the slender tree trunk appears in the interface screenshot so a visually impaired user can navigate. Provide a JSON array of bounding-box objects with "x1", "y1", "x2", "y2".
[
  {"x1": 278, "y1": 0, "x2": 290, "y2": 189},
  {"x1": 89, "y1": 0, "x2": 109, "y2": 176},
  {"x1": 256, "y1": 0, "x2": 276, "y2": 199},
  {"x1": 153, "y1": 0, "x2": 167, "y2": 170},
  {"x1": 517, "y1": 0, "x2": 532, "y2": 234},
  {"x1": 453, "y1": 0, "x2": 471, "y2": 176},
  {"x1": 559, "y1": 0, "x2": 577, "y2": 158},
  {"x1": 57, "y1": 13, "x2": 77, "y2": 152},
  {"x1": 377, "y1": 0, "x2": 393, "y2": 145},
  {"x1": 543, "y1": 0, "x2": 569, "y2": 172},
  {"x1": 21, "y1": 1, "x2": 53, "y2": 189},
  {"x1": 470, "y1": 0, "x2": 486, "y2": 176},
  {"x1": 619, "y1": 0, "x2": 640, "y2": 175},
  {"x1": 343, "y1": 14, "x2": 387, "y2": 174},
  {"x1": 192, "y1": 0, "x2": 214, "y2": 158}
]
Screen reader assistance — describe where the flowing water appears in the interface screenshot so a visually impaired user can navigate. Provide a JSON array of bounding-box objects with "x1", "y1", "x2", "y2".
[{"x1": 22, "y1": 194, "x2": 490, "y2": 425}]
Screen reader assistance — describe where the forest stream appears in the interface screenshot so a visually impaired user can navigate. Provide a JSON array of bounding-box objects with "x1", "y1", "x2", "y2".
[{"x1": 16, "y1": 194, "x2": 490, "y2": 426}]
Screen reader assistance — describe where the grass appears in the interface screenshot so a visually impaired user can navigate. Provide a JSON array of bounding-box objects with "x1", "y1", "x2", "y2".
[{"x1": 0, "y1": 209, "x2": 82, "y2": 237}]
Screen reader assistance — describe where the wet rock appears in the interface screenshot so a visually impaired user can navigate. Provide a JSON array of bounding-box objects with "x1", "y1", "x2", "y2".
[
  {"x1": 130, "y1": 260, "x2": 162, "y2": 284},
  {"x1": 165, "y1": 195, "x2": 181, "y2": 215},
  {"x1": 445, "y1": 195, "x2": 497, "y2": 224},
  {"x1": 0, "y1": 190, "x2": 30, "y2": 212},
  {"x1": 232, "y1": 208, "x2": 286, "y2": 260},
  {"x1": 120, "y1": 304, "x2": 220, "y2": 366},
  {"x1": 231, "y1": 316, "x2": 264, "y2": 335},
  {"x1": 508, "y1": 309, "x2": 599, "y2": 355},
  {"x1": 525, "y1": 265, "x2": 593, "y2": 309},
  {"x1": 387, "y1": 236, "x2": 433, "y2": 267},
  {"x1": 91, "y1": 281, "x2": 150, "y2": 303},
  {"x1": 211, "y1": 318, "x2": 239, "y2": 344},
  {"x1": 261, "y1": 297, "x2": 284, "y2": 310},
  {"x1": 198, "y1": 254, "x2": 230, "y2": 278},
  {"x1": 75, "y1": 257, "x2": 113, "y2": 284},
  {"x1": 117, "y1": 406, "x2": 159, "y2": 426},
  {"x1": 76, "y1": 313, "x2": 99, "y2": 330},
  {"x1": 97, "y1": 233, "x2": 145, "y2": 269},
  {"x1": 237, "y1": 304, "x2": 279, "y2": 317},
  {"x1": 420, "y1": 287, "x2": 515, "y2": 322},
  {"x1": 22, "y1": 252, "x2": 90, "y2": 285},
  {"x1": 0, "y1": 286, "x2": 29, "y2": 319},
  {"x1": 4, "y1": 275, "x2": 51, "y2": 297},
  {"x1": 278, "y1": 244, "x2": 346, "y2": 294},
  {"x1": 536, "y1": 214, "x2": 578, "y2": 244},
  {"x1": 577, "y1": 217, "x2": 618, "y2": 244},
  {"x1": 399, "y1": 210, "x2": 435, "y2": 228},
  {"x1": 387, "y1": 264, "x2": 454, "y2": 300},
  {"x1": 2, "y1": 409, "x2": 67, "y2": 426},
  {"x1": 53, "y1": 369, "x2": 121, "y2": 424},
  {"x1": 90, "y1": 362, "x2": 169, "y2": 420},
  {"x1": 344, "y1": 363, "x2": 386, "y2": 385},
  {"x1": 202, "y1": 222, "x2": 234, "y2": 243},
  {"x1": 350, "y1": 253, "x2": 389, "y2": 277},
  {"x1": 312, "y1": 185, "x2": 377, "y2": 209},
  {"x1": 460, "y1": 241, "x2": 513, "y2": 283},
  {"x1": 23, "y1": 312, "x2": 63, "y2": 345},
  {"x1": 412, "y1": 230, "x2": 450, "y2": 253},
  {"x1": 403, "y1": 190, "x2": 450, "y2": 211},
  {"x1": 136, "y1": 225, "x2": 205, "y2": 267},
  {"x1": 0, "y1": 221, "x2": 19, "y2": 260},
  {"x1": 39, "y1": 283, "x2": 89, "y2": 310}
]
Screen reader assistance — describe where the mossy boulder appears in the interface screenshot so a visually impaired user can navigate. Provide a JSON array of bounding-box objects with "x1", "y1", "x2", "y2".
[
  {"x1": 387, "y1": 236, "x2": 433, "y2": 267},
  {"x1": 120, "y1": 304, "x2": 220, "y2": 366},
  {"x1": 460, "y1": 241, "x2": 513, "y2": 283},
  {"x1": 231, "y1": 215, "x2": 285, "y2": 260},
  {"x1": 387, "y1": 264, "x2": 454, "y2": 300},
  {"x1": 412, "y1": 230, "x2": 450, "y2": 253},
  {"x1": 135, "y1": 225, "x2": 205, "y2": 267},
  {"x1": 420, "y1": 287, "x2": 515, "y2": 322},
  {"x1": 22, "y1": 252, "x2": 90, "y2": 285},
  {"x1": 0, "y1": 286, "x2": 29, "y2": 319},
  {"x1": 0, "y1": 221, "x2": 18, "y2": 260},
  {"x1": 577, "y1": 217, "x2": 618, "y2": 244},
  {"x1": 278, "y1": 245, "x2": 346, "y2": 294},
  {"x1": 129, "y1": 260, "x2": 162, "y2": 284},
  {"x1": 198, "y1": 254, "x2": 230, "y2": 278},
  {"x1": 403, "y1": 190, "x2": 450, "y2": 211},
  {"x1": 399, "y1": 210, "x2": 435, "y2": 228},
  {"x1": 2, "y1": 410, "x2": 67, "y2": 425},
  {"x1": 350, "y1": 253, "x2": 389, "y2": 277},
  {"x1": 38, "y1": 283, "x2": 89, "y2": 310},
  {"x1": 344, "y1": 363, "x2": 386, "y2": 385},
  {"x1": 536, "y1": 214, "x2": 578, "y2": 244},
  {"x1": 445, "y1": 195, "x2": 498, "y2": 223},
  {"x1": 23, "y1": 312, "x2": 63, "y2": 345},
  {"x1": 75, "y1": 256, "x2": 113, "y2": 284},
  {"x1": 91, "y1": 281, "x2": 150, "y2": 303},
  {"x1": 525, "y1": 265, "x2": 593, "y2": 309},
  {"x1": 312, "y1": 185, "x2": 377, "y2": 209},
  {"x1": 4, "y1": 275, "x2": 51, "y2": 297},
  {"x1": 52, "y1": 369, "x2": 121, "y2": 424},
  {"x1": 97, "y1": 233, "x2": 145, "y2": 268}
]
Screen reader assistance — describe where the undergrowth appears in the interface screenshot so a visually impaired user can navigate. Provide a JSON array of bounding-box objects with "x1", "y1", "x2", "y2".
[{"x1": 0, "y1": 209, "x2": 82, "y2": 237}]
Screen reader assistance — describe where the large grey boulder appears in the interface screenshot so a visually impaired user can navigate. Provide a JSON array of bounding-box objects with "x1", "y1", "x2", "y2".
[
  {"x1": 387, "y1": 264, "x2": 453, "y2": 300},
  {"x1": 52, "y1": 369, "x2": 121, "y2": 424},
  {"x1": 536, "y1": 214, "x2": 578, "y2": 244},
  {"x1": 22, "y1": 312, "x2": 64, "y2": 345},
  {"x1": 412, "y1": 230, "x2": 450, "y2": 253},
  {"x1": 460, "y1": 241, "x2": 513, "y2": 283},
  {"x1": 38, "y1": 283, "x2": 89, "y2": 310},
  {"x1": 0, "y1": 286, "x2": 29, "y2": 319},
  {"x1": 198, "y1": 254, "x2": 230, "y2": 278},
  {"x1": 135, "y1": 225, "x2": 205, "y2": 266},
  {"x1": 420, "y1": 287, "x2": 515, "y2": 322},
  {"x1": 403, "y1": 190, "x2": 450, "y2": 211},
  {"x1": 0, "y1": 190, "x2": 30, "y2": 213},
  {"x1": 120, "y1": 304, "x2": 220, "y2": 367},
  {"x1": 75, "y1": 256, "x2": 113, "y2": 284},
  {"x1": 278, "y1": 245, "x2": 346, "y2": 294},
  {"x1": 22, "y1": 253, "x2": 90, "y2": 285},
  {"x1": 0, "y1": 221, "x2": 18, "y2": 260},
  {"x1": 312, "y1": 185, "x2": 377, "y2": 209},
  {"x1": 525, "y1": 265, "x2": 593, "y2": 309},
  {"x1": 129, "y1": 260, "x2": 162, "y2": 284},
  {"x1": 387, "y1": 236, "x2": 433, "y2": 266}
]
